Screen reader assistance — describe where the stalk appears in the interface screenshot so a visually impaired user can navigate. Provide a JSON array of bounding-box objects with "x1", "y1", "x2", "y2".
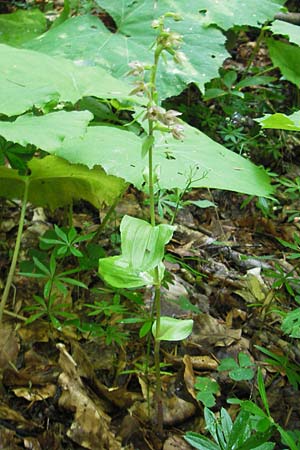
[
  {"x1": 0, "y1": 177, "x2": 29, "y2": 323},
  {"x1": 147, "y1": 44, "x2": 165, "y2": 435}
]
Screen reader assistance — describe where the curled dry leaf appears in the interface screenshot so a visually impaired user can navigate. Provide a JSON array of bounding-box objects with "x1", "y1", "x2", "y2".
[
  {"x1": 0, "y1": 324, "x2": 19, "y2": 371},
  {"x1": 57, "y1": 343, "x2": 122, "y2": 450}
]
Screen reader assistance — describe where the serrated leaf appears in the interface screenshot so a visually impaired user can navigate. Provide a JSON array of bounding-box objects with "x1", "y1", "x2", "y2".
[
  {"x1": 271, "y1": 20, "x2": 300, "y2": 46},
  {"x1": 25, "y1": 5, "x2": 228, "y2": 98},
  {"x1": 56, "y1": 123, "x2": 273, "y2": 196},
  {"x1": 197, "y1": 0, "x2": 285, "y2": 30},
  {"x1": 0, "y1": 155, "x2": 126, "y2": 210},
  {"x1": 0, "y1": 111, "x2": 93, "y2": 151},
  {"x1": 152, "y1": 316, "x2": 193, "y2": 341},
  {"x1": 256, "y1": 111, "x2": 300, "y2": 131},
  {"x1": 267, "y1": 38, "x2": 300, "y2": 88},
  {"x1": 0, "y1": 9, "x2": 47, "y2": 46},
  {"x1": 0, "y1": 44, "x2": 136, "y2": 116}
]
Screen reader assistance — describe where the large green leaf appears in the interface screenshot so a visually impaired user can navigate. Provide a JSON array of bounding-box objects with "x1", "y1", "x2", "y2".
[
  {"x1": 271, "y1": 20, "x2": 300, "y2": 46},
  {"x1": 197, "y1": 0, "x2": 286, "y2": 30},
  {"x1": 0, "y1": 155, "x2": 126, "y2": 210},
  {"x1": 25, "y1": 3, "x2": 228, "y2": 99},
  {"x1": 267, "y1": 38, "x2": 300, "y2": 87},
  {"x1": 256, "y1": 111, "x2": 300, "y2": 131},
  {"x1": 0, "y1": 9, "x2": 47, "y2": 46},
  {"x1": 152, "y1": 317, "x2": 193, "y2": 341},
  {"x1": 0, "y1": 44, "x2": 136, "y2": 116},
  {"x1": 56, "y1": 123, "x2": 273, "y2": 196},
  {"x1": 0, "y1": 111, "x2": 93, "y2": 151},
  {"x1": 99, "y1": 215, "x2": 174, "y2": 288}
]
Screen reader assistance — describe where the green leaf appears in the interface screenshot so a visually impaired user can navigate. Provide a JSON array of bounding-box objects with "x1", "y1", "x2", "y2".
[
  {"x1": 185, "y1": 432, "x2": 219, "y2": 450},
  {"x1": 218, "y1": 357, "x2": 239, "y2": 371},
  {"x1": 0, "y1": 155, "x2": 126, "y2": 210},
  {"x1": 99, "y1": 216, "x2": 174, "y2": 288},
  {"x1": 195, "y1": 377, "x2": 219, "y2": 407},
  {"x1": 227, "y1": 409, "x2": 251, "y2": 448},
  {"x1": 119, "y1": 215, "x2": 174, "y2": 270},
  {"x1": 25, "y1": 6, "x2": 228, "y2": 98},
  {"x1": 257, "y1": 368, "x2": 270, "y2": 416},
  {"x1": 267, "y1": 38, "x2": 300, "y2": 88},
  {"x1": 235, "y1": 75, "x2": 276, "y2": 90},
  {"x1": 256, "y1": 111, "x2": 300, "y2": 131},
  {"x1": 0, "y1": 111, "x2": 93, "y2": 151},
  {"x1": 271, "y1": 20, "x2": 300, "y2": 46},
  {"x1": 281, "y1": 308, "x2": 300, "y2": 338},
  {"x1": 0, "y1": 44, "x2": 137, "y2": 116},
  {"x1": 152, "y1": 316, "x2": 193, "y2": 341},
  {"x1": 56, "y1": 123, "x2": 273, "y2": 197},
  {"x1": 0, "y1": 9, "x2": 47, "y2": 46},
  {"x1": 197, "y1": 0, "x2": 285, "y2": 30},
  {"x1": 230, "y1": 368, "x2": 255, "y2": 381}
]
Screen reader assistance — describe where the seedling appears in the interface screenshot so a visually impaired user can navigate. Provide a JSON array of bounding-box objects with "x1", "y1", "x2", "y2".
[
  {"x1": 218, "y1": 352, "x2": 255, "y2": 382},
  {"x1": 194, "y1": 376, "x2": 220, "y2": 408},
  {"x1": 23, "y1": 294, "x2": 76, "y2": 329}
]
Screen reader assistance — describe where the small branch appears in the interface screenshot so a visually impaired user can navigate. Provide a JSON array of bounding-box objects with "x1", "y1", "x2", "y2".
[
  {"x1": 274, "y1": 12, "x2": 300, "y2": 26},
  {"x1": 0, "y1": 178, "x2": 29, "y2": 323}
]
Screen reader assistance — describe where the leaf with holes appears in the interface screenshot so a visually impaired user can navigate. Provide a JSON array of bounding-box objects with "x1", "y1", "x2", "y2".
[
  {"x1": 0, "y1": 44, "x2": 136, "y2": 116},
  {"x1": 197, "y1": 0, "x2": 286, "y2": 30},
  {"x1": 25, "y1": 1, "x2": 228, "y2": 99},
  {"x1": 55, "y1": 123, "x2": 273, "y2": 196},
  {"x1": 0, "y1": 111, "x2": 93, "y2": 151}
]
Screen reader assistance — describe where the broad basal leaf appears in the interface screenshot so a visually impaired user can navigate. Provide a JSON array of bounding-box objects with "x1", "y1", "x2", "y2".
[
  {"x1": 99, "y1": 215, "x2": 174, "y2": 288},
  {"x1": 271, "y1": 20, "x2": 300, "y2": 46},
  {"x1": 256, "y1": 111, "x2": 300, "y2": 131},
  {"x1": 0, "y1": 111, "x2": 93, "y2": 151},
  {"x1": 25, "y1": 3, "x2": 228, "y2": 99},
  {"x1": 152, "y1": 317, "x2": 193, "y2": 341},
  {"x1": 267, "y1": 38, "x2": 300, "y2": 87},
  {"x1": 0, "y1": 155, "x2": 126, "y2": 210},
  {"x1": 0, "y1": 44, "x2": 136, "y2": 116},
  {"x1": 56, "y1": 123, "x2": 273, "y2": 196},
  {"x1": 198, "y1": 0, "x2": 286, "y2": 30},
  {"x1": 0, "y1": 9, "x2": 47, "y2": 46}
]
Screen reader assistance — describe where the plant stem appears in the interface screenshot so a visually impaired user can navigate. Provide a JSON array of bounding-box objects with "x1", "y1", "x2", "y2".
[
  {"x1": 153, "y1": 279, "x2": 163, "y2": 435},
  {"x1": 92, "y1": 190, "x2": 125, "y2": 243},
  {"x1": 245, "y1": 27, "x2": 265, "y2": 74},
  {"x1": 147, "y1": 44, "x2": 164, "y2": 433},
  {"x1": 0, "y1": 177, "x2": 29, "y2": 323}
]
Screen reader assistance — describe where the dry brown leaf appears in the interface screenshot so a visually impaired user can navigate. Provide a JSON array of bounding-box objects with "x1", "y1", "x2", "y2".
[
  {"x1": 187, "y1": 314, "x2": 241, "y2": 350},
  {"x1": 189, "y1": 355, "x2": 218, "y2": 370},
  {"x1": 163, "y1": 435, "x2": 193, "y2": 450},
  {"x1": 57, "y1": 343, "x2": 122, "y2": 450},
  {"x1": 183, "y1": 355, "x2": 196, "y2": 400},
  {"x1": 0, "y1": 323, "x2": 19, "y2": 370},
  {"x1": 13, "y1": 384, "x2": 56, "y2": 401}
]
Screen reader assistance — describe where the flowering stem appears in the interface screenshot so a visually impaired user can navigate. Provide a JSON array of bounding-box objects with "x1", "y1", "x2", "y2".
[{"x1": 147, "y1": 44, "x2": 164, "y2": 434}]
